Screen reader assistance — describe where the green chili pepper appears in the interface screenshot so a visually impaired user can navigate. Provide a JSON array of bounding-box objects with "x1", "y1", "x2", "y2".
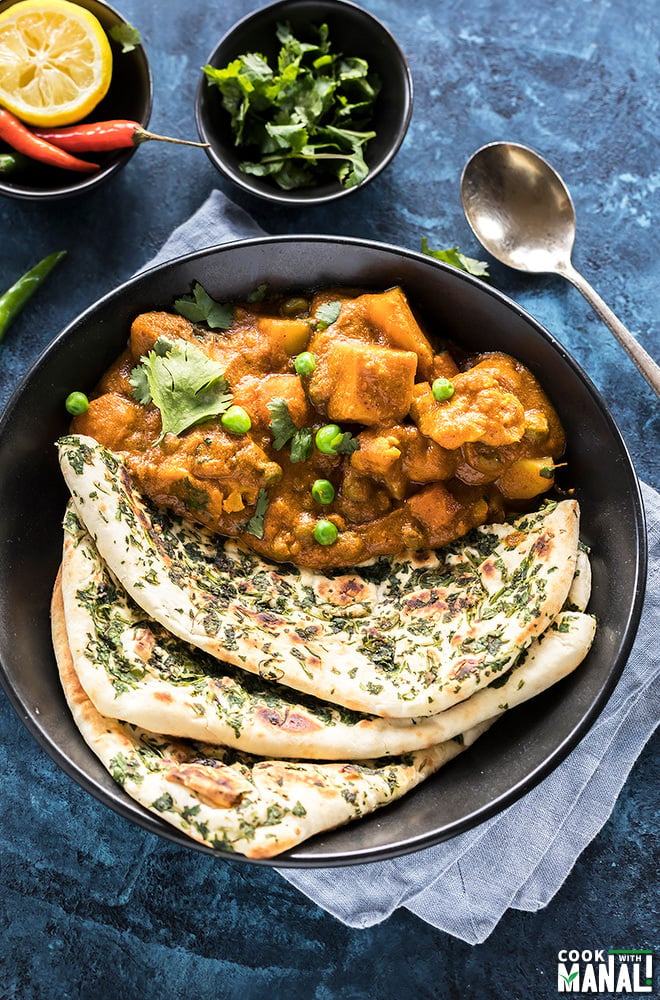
[
  {"x1": 0, "y1": 152, "x2": 18, "y2": 174},
  {"x1": 0, "y1": 250, "x2": 67, "y2": 343}
]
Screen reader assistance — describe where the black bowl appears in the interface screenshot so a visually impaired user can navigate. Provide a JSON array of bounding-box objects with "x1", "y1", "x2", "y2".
[
  {"x1": 195, "y1": 0, "x2": 413, "y2": 205},
  {"x1": 0, "y1": 237, "x2": 646, "y2": 866},
  {"x1": 0, "y1": 0, "x2": 152, "y2": 201}
]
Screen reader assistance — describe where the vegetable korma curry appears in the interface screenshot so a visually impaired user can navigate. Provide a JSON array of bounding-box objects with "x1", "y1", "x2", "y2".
[{"x1": 71, "y1": 284, "x2": 565, "y2": 569}]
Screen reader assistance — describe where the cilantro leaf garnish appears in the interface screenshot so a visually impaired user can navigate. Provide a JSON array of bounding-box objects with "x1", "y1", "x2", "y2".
[
  {"x1": 313, "y1": 300, "x2": 341, "y2": 331},
  {"x1": 267, "y1": 397, "x2": 314, "y2": 462},
  {"x1": 332, "y1": 430, "x2": 360, "y2": 455},
  {"x1": 290, "y1": 428, "x2": 315, "y2": 463},
  {"x1": 203, "y1": 21, "x2": 381, "y2": 191},
  {"x1": 245, "y1": 488, "x2": 270, "y2": 538},
  {"x1": 420, "y1": 238, "x2": 490, "y2": 278},
  {"x1": 267, "y1": 397, "x2": 299, "y2": 450},
  {"x1": 129, "y1": 337, "x2": 233, "y2": 442},
  {"x1": 174, "y1": 282, "x2": 235, "y2": 329},
  {"x1": 247, "y1": 282, "x2": 268, "y2": 303},
  {"x1": 109, "y1": 23, "x2": 142, "y2": 53}
]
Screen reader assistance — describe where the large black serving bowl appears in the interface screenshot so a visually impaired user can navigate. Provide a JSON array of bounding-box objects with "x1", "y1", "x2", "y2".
[{"x1": 0, "y1": 237, "x2": 646, "y2": 866}]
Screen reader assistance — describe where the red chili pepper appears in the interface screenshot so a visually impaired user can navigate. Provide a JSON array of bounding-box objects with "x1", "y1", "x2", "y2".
[
  {"x1": 33, "y1": 120, "x2": 209, "y2": 152},
  {"x1": 0, "y1": 109, "x2": 99, "y2": 173}
]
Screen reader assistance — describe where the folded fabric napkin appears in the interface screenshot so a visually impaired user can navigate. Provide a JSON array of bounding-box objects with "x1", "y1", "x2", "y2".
[{"x1": 147, "y1": 190, "x2": 659, "y2": 944}]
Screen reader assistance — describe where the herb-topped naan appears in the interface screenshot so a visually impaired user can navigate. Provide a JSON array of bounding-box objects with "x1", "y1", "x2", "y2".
[
  {"x1": 58, "y1": 435, "x2": 581, "y2": 719},
  {"x1": 60, "y1": 504, "x2": 596, "y2": 759},
  {"x1": 52, "y1": 577, "x2": 492, "y2": 859}
]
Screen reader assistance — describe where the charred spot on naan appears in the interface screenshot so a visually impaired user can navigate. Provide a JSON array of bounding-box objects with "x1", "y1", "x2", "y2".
[
  {"x1": 255, "y1": 706, "x2": 325, "y2": 734},
  {"x1": 165, "y1": 761, "x2": 251, "y2": 809}
]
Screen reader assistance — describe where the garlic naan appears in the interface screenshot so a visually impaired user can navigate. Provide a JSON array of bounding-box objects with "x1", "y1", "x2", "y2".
[
  {"x1": 58, "y1": 435, "x2": 581, "y2": 718},
  {"x1": 59, "y1": 504, "x2": 596, "y2": 759},
  {"x1": 51, "y1": 577, "x2": 491, "y2": 859}
]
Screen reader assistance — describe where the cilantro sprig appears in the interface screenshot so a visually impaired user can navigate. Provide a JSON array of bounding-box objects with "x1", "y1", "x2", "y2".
[
  {"x1": 267, "y1": 398, "x2": 314, "y2": 463},
  {"x1": 109, "y1": 23, "x2": 142, "y2": 53},
  {"x1": 245, "y1": 488, "x2": 270, "y2": 538},
  {"x1": 130, "y1": 337, "x2": 233, "y2": 442},
  {"x1": 203, "y1": 21, "x2": 381, "y2": 191},
  {"x1": 420, "y1": 238, "x2": 490, "y2": 278},
  {"x1": 174, "y1": 282, "x2": 235, "y2": 329},
  {"x1": 331, "y1": 430, "x2": 360, "y2": 455},
  {"x1": 313, "y1": 300, "x2": 341, "y2": 331}
]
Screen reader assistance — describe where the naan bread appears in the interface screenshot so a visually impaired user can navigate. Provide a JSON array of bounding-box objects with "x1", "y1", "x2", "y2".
[
  {"x1": 60, "y1": 505, "x2": 596, "y2": 759},
  {"x1": 58, "y1": 435, "x2": 581, "y2": 718},
  {"x1": 51, "y1": 576, "x2": 491, "y2": 859}
]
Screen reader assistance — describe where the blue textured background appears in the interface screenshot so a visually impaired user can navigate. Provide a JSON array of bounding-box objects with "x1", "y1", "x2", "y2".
[{"x1": 0, "y1": 0, "x2": 657, "y2": 996}]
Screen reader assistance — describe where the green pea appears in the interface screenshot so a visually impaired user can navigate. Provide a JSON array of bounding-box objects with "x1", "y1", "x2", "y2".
[
  {"x1": 313, "y1": 519, "x2": 339, "y2": 545},
  {"x1": 280, "y1": 296, "x2": 309, "y2": 317},
  {"x1": 432, "y1": 377, "x2": 455, "y2": 401},
  {"x1": 315, "y1": 423, "x2": 343, "y2": 454},
  {"x1": 294, "y1": 351, "x2": 316, "y2": 376},
  {"x1": 65, "y1": 391, "x2": 89, "y2": 416},
  {"x1": 311, "y1": 479, "x2": 335, "y2": 504},
  {"x1": 221, "y1": 405, "x2": 252, "y2": 434}
]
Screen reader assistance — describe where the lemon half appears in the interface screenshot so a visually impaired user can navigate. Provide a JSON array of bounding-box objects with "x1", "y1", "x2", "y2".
[{"x1": 0, "y1": 0, "x2": 113, "y2": 126}]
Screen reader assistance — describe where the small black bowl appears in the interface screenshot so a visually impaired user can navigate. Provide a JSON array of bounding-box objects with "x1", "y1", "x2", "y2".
[
  {"x1": 0, "y1": 0, "x2": 152, "y2": 201},
  {"x1": 195, "y1": 0, "x2": 413, "y2": 205}
]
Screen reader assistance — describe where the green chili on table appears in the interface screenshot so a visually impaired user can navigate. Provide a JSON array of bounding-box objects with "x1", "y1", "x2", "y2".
[{"x1": 0, "y1": 251, "x2": 67, "y2": 343}]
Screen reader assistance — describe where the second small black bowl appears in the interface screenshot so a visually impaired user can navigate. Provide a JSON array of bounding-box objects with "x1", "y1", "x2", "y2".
[
  {"x1": 195, "y1": 0, "x2": 413, "y2": 205},
  {"x1": 0, "y1": 0, "x2": 152, "y2": 202}
]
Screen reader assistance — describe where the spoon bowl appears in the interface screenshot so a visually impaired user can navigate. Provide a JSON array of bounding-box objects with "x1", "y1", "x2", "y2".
[{"x1": 460, "y1": 141, "x2": 660, "y2": 397}]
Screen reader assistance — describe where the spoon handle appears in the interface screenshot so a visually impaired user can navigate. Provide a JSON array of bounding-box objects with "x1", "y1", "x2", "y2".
[{"x1": 560, "y1": 262, "x2": 660, "y2": 399}]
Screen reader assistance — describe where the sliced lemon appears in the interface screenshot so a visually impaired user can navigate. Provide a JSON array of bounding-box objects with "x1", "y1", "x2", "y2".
[{"x1": 0, "y1": 0, "x2": 113, "y2": 126}]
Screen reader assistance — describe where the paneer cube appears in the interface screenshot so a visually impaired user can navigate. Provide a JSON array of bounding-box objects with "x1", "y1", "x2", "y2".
[
  {"x1": 232, "y1": 373, "x2": 313, "y2": 429},
  {"x1": 308, "y1": 338, "x2": 417, "y2": 426},
  {"x1": 351, "y1": 425, "x2": 457, "y2": 500},
  {"x1": 409, "y1": 367, "x2": 526, "y2": 451}
]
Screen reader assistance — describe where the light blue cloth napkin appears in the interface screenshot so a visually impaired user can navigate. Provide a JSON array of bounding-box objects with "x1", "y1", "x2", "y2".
[{"x1": 148, "y1": 190, "x2": 659, "y2": 945}]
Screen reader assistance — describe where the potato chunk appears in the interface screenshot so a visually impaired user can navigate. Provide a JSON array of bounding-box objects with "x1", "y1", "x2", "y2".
[
  {"x1": 356, "y1": 287, "x2": 435, "y2": 377},
  {"x1": 308, "y1": 338, "x2": 417, "y2": 426},
  {"x1": 311, "y1": 286, "x2": 435, "y2": 378},
  {"x1": 496, "y1": 456, "x2": 556, "y2": 499},
  {"x1": 257, "y1": 316, "x2": 311, "y2": 363}
]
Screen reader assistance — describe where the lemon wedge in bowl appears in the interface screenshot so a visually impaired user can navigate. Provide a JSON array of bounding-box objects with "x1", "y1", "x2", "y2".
[{"x1": 0, "y1": 0, "x2": 113, "y2": 126}]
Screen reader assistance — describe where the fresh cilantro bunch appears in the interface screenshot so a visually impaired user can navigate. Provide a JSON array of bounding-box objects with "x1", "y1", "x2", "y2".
[
  {"x1": 130, "y1": 337, "x2": 233, "y2": 442},
  {"x1": 203, "y1": 21, "x2": 381, "y2": 191}
]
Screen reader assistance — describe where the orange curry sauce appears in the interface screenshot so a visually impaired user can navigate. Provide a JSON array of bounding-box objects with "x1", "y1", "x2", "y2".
[{"x1": 71, "y1": 286, "x2": 565, "y2": 569}]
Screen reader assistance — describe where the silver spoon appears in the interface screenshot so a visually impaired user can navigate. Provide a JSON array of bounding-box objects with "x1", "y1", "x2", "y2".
[{"x1": 460, "y1": 141, "x2": 660, "y2": 399}]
